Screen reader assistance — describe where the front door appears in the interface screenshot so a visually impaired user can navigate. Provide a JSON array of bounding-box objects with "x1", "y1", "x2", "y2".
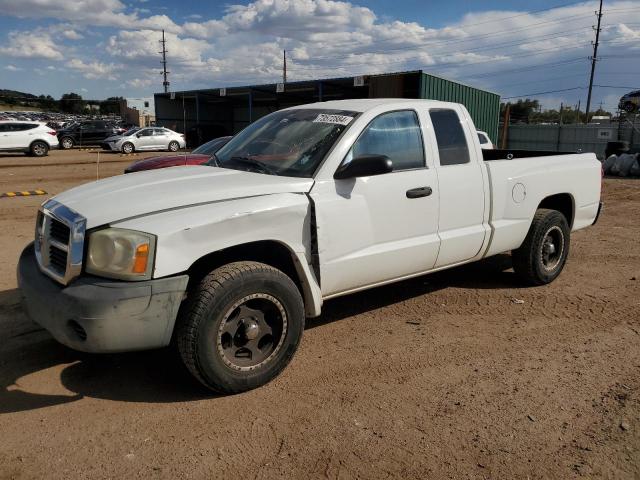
[
  {"x1": 311, "y1": 109, "x2": 441, "y2": 297},
  {"x1": 136, "y1": 128, "x2": 155, "y2": 149}
]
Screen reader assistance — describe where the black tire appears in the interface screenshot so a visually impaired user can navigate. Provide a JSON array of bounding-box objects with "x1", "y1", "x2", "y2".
[
  {"x1": 168, "y1": 141, "x2": 179, "y2": 152},
  {"x1": 623, "y1": 102, "x2": 636, "y2": 113},
  {"x1": 29, "y1": 141, "x2": 49, "y2": 157},
  {"x1": 122, "y1": 142, "x2": 134, "y2": 154},
  {"x1": 176, "y1": 261, "x2": 305, "y2": 394},
  {"x1": 512, "y1": 209, "x2": 570, "y2": 286},
  {"x1": 60, "y1": 137, "x2": 74, "y2": 149}
]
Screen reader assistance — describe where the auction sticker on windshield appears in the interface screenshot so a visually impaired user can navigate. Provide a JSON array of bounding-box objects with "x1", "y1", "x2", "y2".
[{"x1": 313, "y1": 113, "x2": 353, "y2": 126}]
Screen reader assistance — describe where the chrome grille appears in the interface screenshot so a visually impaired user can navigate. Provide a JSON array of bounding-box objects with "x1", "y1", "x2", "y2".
[
  {"x1": 49, "y1": 219, "x2": 70, "y2": 244},
  {"x1": 35, "y1": 200, "x2": 86, "y2": 285}
]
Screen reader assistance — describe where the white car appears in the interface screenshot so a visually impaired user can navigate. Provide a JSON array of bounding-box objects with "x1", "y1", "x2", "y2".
[
  {"x1": 18, "y1": 99, "x2": 602, "y2": 394},
  {"x1": 0, "y1": 121, "x2": 59, "y2": 156},
  {"x1": 102, "y1": 127, "x2": 186, "y2": 154},
  {"x1": 477, "y1": 130, "x2": 494, "y2": 149}
]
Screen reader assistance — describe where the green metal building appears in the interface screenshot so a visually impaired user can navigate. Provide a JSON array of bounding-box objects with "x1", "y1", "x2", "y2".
[{"x1": 154, "y1": 70, "x2": 501, "y2": 145}]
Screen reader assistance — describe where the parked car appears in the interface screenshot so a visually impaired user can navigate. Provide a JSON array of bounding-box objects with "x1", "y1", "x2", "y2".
[
  {"x1": 0, "y1": 121, "x2": 58, "y2": 156},
  {"x1": 477, "y1": 130, "x2": 494, "y2": 149},
  {"x1": 57, "y1": 120, "x2": 121, "y2": 149},
  {"x1": 18, "y1": 99, "x2": 602, "y2": 394},
  {"x1": 619, "y1": 90, "x2": 640, "y2": 113},
  {"x1": 124, "y1": 136, "x2": 232, "y2": 173},
  {"x1": 102, "y1": 127, "x2": 186, "y2": 154}
]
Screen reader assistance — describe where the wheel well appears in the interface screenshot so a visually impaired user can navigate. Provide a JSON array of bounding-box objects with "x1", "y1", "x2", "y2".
[
  {"x1": 186, "y1": 240, "x2": 303, "y2": 296},
  {"x1": 538, "y1": 193, "x2": 574, "y2": 227}
]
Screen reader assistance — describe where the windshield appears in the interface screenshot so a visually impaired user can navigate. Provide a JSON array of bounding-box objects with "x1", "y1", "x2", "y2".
[
  {"x1": 123, "y1": 127, "x2": 140, "y2": 136},
  {"x1": 193, "y1": 137, "x2": 230, "y2": 155},
  {"x1": 210, "y1": 109, "x2": 358, "y2": 177}
]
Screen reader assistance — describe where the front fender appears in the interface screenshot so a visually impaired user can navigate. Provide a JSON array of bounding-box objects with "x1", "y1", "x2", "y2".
[{"x1": 112, "y1": 192, "x2": 322, "y2": 316}]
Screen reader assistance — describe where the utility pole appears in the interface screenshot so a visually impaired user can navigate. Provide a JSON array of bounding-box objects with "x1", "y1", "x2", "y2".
[
  {"x1": 585, "y1": 0, "x2": 603, "y2": 123},
  {"x1": 283, "y1": 50, "x2": 287, "y2": 84},
  {"x1": 159, "y1": 30, "x2": 170, "y2": 93}
]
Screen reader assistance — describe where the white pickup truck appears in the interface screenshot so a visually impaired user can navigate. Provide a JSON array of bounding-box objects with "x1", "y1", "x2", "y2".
[{"x1": 18, "y1": 99, "x2": 602, "y2": 393}]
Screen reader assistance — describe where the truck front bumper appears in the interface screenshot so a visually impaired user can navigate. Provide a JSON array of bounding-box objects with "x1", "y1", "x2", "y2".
[{"x1": 17, "y1": 243, "x2": 189, "y2": 353}]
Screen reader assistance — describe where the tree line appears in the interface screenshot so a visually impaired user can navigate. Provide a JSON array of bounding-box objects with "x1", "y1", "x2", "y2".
[{"x1": 0, "y1": 90, "x2": 125, "y2": 115}]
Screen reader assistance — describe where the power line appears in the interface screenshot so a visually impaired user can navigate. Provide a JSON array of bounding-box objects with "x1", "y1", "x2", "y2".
[
  {"x1": 288, "y1": 42, "x2": 591, "y2": 74},
  {"x1": 502, "y1": 87, "x2": 585, "y2": 99},
  {"x1": 295, "y1": 14, "x2": 596, "y2": 63}
]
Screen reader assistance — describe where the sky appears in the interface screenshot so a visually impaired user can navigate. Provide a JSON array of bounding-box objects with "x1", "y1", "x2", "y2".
[{"x1": 0, "y1": 0, "x2": 638, "y2": 111}]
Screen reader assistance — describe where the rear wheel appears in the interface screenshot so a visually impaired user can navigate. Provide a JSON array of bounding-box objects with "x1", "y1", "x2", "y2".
[
  {"x1": 512, "y1": 209, "x2": 570, "y2": 286},
  {"x1": 60, "y1": 137, "x2": 74, "y2": 149},
  {"x1": 168, "y1": 141, "x2": 179, "y2": 152},
  {"x1": 122, "y1": 142, "x2": 134, "y2": 154},
  {"x1": 176, "y1": 261, "x2": 305, "y2": 394},
  {"x1": 29, "y1": 141, "x2": 49, "y2": 157}
]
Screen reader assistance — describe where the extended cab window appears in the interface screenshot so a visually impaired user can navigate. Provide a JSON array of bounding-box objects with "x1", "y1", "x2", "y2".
[
  {"x1": 430, "y1": 109, "x2": 470, "y2": 166},
  {"x1": 348, "y1": 110, "x2": 425, "y2": 171}
]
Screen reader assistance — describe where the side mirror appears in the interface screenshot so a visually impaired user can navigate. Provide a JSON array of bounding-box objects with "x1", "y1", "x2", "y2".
[
  {"x1": 136, "y1": 133, "x2": 142, "y2": 138},
  {"x1": 334, "y1": 154, "x2": 393, "y2": 180}
]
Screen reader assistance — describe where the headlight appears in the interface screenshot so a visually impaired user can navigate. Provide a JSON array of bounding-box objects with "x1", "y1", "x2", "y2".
[{"x1": 86, "y1": 228, "x2": 156, "y2": 280}]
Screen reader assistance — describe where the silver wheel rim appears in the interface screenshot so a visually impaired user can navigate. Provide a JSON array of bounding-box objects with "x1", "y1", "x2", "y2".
[
  {"x1": 33, "y1": 144, "x2": 45, "y2": 156},
  {"x1": 123, "y1": 144, "x2": 132, "y2": 153},
  {"x1": 540, "y1": 225, "x2": 564, "y2": 271},
  {"x1": 62, "y1": 139, "x2": 72, "y2": 149},
  {"x1": 170, "y1": 142, "x2": 178, "y2": 151},
  {"x1": 216, "y1": 293, "x2": 288, "y2": 372}
]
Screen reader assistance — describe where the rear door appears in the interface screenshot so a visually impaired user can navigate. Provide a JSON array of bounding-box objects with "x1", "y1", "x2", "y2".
[
  {"x1": 427, "y1": 107, "x2": 488, "y2": 267},
  {"x1": 151, "y1": 128, "x2": 168, "y2": 149},
  {"x1": 5, "y1": 123, "x2": 36, "y2": 149}
]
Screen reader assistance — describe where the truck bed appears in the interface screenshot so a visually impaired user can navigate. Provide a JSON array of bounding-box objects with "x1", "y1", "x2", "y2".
[{"x1": 483, "y1": 149, "x2": 576, "y2": 161}]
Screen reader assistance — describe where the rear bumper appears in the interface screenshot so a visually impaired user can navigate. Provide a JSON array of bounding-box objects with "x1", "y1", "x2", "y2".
[{"x1": 17, "y1": 243, "x2": 189, "y2": 353}]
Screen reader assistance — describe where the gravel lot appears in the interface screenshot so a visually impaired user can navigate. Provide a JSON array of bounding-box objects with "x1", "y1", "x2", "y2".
[{"x1": 0, "y1": 149, "x2": 638, "y2": 479}]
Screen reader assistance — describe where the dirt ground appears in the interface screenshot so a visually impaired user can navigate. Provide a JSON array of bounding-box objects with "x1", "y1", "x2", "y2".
[{"x1": 0, "y1": 149, "x2": 638, "y2": 479}]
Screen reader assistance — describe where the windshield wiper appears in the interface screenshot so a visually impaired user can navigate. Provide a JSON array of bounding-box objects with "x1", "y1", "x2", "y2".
[{"x1": 227, "y1": 156, "x2": 277, "y2": 175}]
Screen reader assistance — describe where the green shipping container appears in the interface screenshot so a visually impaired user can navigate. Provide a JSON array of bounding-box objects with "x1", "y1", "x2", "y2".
[
  {"x1": 418, "y1": 71, "x2": 500, "y2": 143},
  {"x1": 155, "y1": 70, "x2": 501, "y2": 143}
]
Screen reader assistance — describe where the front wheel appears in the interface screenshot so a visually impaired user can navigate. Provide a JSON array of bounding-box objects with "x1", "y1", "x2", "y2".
[
  {"x1": 168, "y1": 141, "x2": 179, "y2": 152},
  {"x1": 623, "y1": 102, "x2": 636, "y2": 113},
  {"x1": 176, "y1": 261, "x2": 305, "y2": 394},
  {"x1": 512, "y1": 208, "x2": 570, "y2": 286},
  {"x1": 121, "y1": 142, "x2": 134, "y2": 154}
]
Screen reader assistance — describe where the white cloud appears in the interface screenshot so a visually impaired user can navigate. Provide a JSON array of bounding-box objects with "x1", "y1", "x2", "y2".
[
  {"x1": 62, "y1": 29, "x2": 84, "y2": 40},
  {"x1": 127, "y1": 78, "x2": 154, "y2": 88},
  {"x1": 106, "y1": 30, "x2": 210, "y2": 68},
  {"x1": 68, "y1": 58, "x2": 120, "y2": 80},
  {"x1": 0, "y1": 31, "x2": 63, "y2": 60},
  {"x1": 5, "y1": 64, "x2": 22, "y2": 71}
]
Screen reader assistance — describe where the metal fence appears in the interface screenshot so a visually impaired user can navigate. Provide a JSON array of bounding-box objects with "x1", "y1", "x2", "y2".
[{"x1": 499, "y1": 116, "x2": 640, "y2": 159}]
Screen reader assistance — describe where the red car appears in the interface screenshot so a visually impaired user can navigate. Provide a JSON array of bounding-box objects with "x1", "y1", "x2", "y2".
[{"x1": 124, "y1": 136, "x2": 232, "y2": 173}]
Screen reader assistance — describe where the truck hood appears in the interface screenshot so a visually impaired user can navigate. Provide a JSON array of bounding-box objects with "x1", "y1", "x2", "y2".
[{"x1": 52, "y1": 166, "x2": 314, "y2": 228}]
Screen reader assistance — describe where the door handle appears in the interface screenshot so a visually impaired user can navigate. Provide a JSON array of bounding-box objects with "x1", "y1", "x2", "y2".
[{"x1": 406, "y1": 186, "x2": 433, "y2": 199}]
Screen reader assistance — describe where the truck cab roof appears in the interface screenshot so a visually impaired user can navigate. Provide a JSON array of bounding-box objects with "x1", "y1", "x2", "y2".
[{"x1": 288, "y1": 98, "x2": 451, "y2": 113}]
